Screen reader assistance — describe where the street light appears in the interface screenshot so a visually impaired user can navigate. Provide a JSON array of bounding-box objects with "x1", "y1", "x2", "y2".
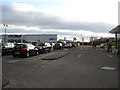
[
  {"x1": 81, "y1": 34, "x2": 84, "y2": 45},
  {"x1": 3, "y1": 24, "x2": 8, "y2": 43}
]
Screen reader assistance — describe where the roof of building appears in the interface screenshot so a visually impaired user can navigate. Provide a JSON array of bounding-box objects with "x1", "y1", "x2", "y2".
[
  {"x1": 109, "y1": 25, "x2": 120, "y2": 33},
  {"x1": 0, "y1": 33, "x2": 57, "y2": 36}
]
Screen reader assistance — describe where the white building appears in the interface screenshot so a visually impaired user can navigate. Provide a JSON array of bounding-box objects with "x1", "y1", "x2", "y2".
[{"x1": 0, "y1": 33, "x2": 57, "y2": 43}]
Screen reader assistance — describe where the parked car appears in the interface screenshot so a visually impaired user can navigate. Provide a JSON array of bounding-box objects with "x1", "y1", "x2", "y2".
[
  {"x1": 35, "y1": 42, "x2": 52, "y2": 54},
  {"x1": 64, "y1": 43, "x2": 72, "y2": 48},
  {"x1": 2, "y1": 42, "x2": 15, "y2": 55},
  {"x1": 12, "y1": 43, "x2": 38, "y2": 58},
  {"x1": 99, "y1": 44, "x2": 107, "y2": 48},
  {"x1": 50, "y1": 42, "x2": 55, "y2": 50},
  {"x1": 53, "y1": 43, "x2": 64, "y2": 50}
]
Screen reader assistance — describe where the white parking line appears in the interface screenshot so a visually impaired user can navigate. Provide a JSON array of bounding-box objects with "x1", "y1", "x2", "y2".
[
  {"x1": 8, "y1": 60, "x2": 19, "y2": 64},
  {"x1": 38, "y1": 53, "x2": 57, "y2": 59},
  {"x1": 107, "y1": 54, "x2": 113, "y2": 58},
  {"x1": 101, "y1": 66, "x2": 116, "y2": 70},
  {"x1": 78, "y1": 54, "x2": 82, "y2": 57}
]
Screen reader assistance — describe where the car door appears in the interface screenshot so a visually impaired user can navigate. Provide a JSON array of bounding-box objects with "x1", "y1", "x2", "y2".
[{"x1": 30, "y1": 44, "x2": 37, "y2": 55}]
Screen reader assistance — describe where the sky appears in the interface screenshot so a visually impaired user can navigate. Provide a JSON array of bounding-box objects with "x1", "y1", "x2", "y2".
[{"x1": 0, "y1": 0, "x2": 119, "y2": 41}]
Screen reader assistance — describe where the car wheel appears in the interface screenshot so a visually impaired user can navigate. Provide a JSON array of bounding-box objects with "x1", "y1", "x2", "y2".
[
  {"x1": 26, "y1": 52, "x2": 30, "y2": 58},
  {"x1": 48, "y1": 50, "x2": 51, "y2": 53},
  {"x1": 43, "y1": 49, "x2": 46, "y2": 53},
  {"x1": 36, "y1": 51, "x2": 39, "y2": 55}
]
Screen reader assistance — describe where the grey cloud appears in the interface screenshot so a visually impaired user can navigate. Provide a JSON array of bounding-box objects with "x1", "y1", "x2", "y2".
[
  {"x1": 6, "y1": 28, "x2": 78, "y2": 37},
  {"x1": 2, "y1": 4, "x2": 115, "y2": 33},
  {"x1": 5, "y1": 28, "x2": 39, "y2": 33}
]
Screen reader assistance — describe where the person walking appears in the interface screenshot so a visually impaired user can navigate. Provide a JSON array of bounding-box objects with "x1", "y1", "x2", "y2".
[{"x1": 107, "y1": 43, "x2": 112, "y2": 53}]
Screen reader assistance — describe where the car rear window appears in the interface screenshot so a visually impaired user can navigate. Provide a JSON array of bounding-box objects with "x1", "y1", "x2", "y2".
[{"x1": 15, "y1": 44, "x2": 27, "y2": 48}]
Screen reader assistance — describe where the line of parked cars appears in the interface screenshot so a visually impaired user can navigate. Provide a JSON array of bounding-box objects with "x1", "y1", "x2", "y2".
[
  {"x1": 1, "y1": 42, "x2": 80, "y2": 58},
  {"x1": 1, "y1": 43, "x2": 15, "y2": 56}
]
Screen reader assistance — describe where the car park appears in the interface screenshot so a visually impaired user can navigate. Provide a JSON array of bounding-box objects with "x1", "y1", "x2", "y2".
[
  {"x1": 12, "y1": 43, "x2": 38, "y2": 58},
  {"x1": 53, "y1": 43, "x2": 64, "y2": 50},
  {"x1": 2, "y1": 42, "x2": 15, "y2": 55},
  {"x1": 35, "y1": 42, "x2": 52, "y2": 54}
]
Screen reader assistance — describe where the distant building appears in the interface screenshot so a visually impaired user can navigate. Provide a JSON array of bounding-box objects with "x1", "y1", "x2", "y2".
[{"x1": 0, "y1": 33, "x2": 57, "y2": 43}]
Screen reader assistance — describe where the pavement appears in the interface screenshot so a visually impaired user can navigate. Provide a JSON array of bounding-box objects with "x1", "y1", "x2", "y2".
[
  {"x1": 2, "y1": 46, "x2": 118, "y2": 88},
  {"x1": 41, "y1": 51, "x2": 70, "y2": 60},
  {"x1": 2, "y1": 75, "x2": 9, "y2": 88}
]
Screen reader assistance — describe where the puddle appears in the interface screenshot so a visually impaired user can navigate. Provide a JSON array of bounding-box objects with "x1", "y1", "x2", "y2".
[{"x1": 100, "y1": 66, "x2": 116, "y2": 71}]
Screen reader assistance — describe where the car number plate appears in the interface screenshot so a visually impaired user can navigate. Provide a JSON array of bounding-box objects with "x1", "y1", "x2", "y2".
[{"x1": 15, "y1": 52, "x2": 20, "y2": 54}]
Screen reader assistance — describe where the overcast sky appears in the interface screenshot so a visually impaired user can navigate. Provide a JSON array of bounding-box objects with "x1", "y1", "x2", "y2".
[{"x1": 0, "y1": 0, "x2": 119, "y2": 41}]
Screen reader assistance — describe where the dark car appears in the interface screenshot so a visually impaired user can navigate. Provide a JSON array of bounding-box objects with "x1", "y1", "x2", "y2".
[
  {"x1": 35, "y1": 42, "x2": 52, "y2": 54},
  {"x1": 12, "y1": 43, "x2": 38, "y2": 58},
  {"x1": 53, "y1": 43, "x2": 63, "y2": 50},
  {"x1": 2, "y1": 43, "x2": 15, "y2": 55}
]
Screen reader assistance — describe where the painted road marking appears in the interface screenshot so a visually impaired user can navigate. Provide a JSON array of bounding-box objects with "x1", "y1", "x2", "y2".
[
  {"x1": 101, "y1": 66, "x2": 116, "y2": 71},
  {"x1": 8, "y1": 60, "x2": 19, "y2": 64},
  {"x1": 78, "y1": 54, "x2": 82, "y2": 57},
  {"x1": 107, "y1": 54, "x2": 113, "y2": 58},
  {"x1": 38, "y1": 53, "x2": 57, "y2": 59}
]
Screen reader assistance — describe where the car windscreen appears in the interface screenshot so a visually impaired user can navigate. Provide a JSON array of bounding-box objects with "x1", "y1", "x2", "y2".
[
  {"x1": 31, "y1": 42, "x2": 38, "y2": 46},
  {"x1": 65, "y1": 43, "x2": 70, "y2": 45},
  {"x1": 15, "y1": 44, "x2": 27, "y2": 48},
  {"x1": 38, "y1": 43, "x2": 45, "y2": 46},
  {"x1": 55, "y1": 43, "x2": 60, "y2": 46}
]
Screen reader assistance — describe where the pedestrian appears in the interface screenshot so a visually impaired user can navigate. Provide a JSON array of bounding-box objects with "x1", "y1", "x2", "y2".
[
  {"x1": 107, "y1": 43, "x2": 112, "y2": 53},
  {"x1": 92, "y1": 41, "x2": 96, "y2": 48}
]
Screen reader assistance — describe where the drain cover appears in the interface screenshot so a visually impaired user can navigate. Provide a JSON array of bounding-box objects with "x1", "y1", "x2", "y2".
[{"x1": 101, "y1": 66, "x2": 116, "y2": 71}]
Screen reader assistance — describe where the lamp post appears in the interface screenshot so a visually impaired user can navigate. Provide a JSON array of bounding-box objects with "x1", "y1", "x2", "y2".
[
  {"x1": 3, "y1": 24, "x2": 8, "y2": 43},
  {"x1": 81, "y1": 34, "x2": 84, "y2": 45}
]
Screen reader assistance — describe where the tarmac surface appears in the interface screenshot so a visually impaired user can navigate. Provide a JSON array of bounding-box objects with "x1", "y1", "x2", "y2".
[
  {"x1": 2, "y1": 46, "x2": 119, "y2": 88},
  {"x1": 41, "y1": 51, "x2": 70, "y2": 60}
]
